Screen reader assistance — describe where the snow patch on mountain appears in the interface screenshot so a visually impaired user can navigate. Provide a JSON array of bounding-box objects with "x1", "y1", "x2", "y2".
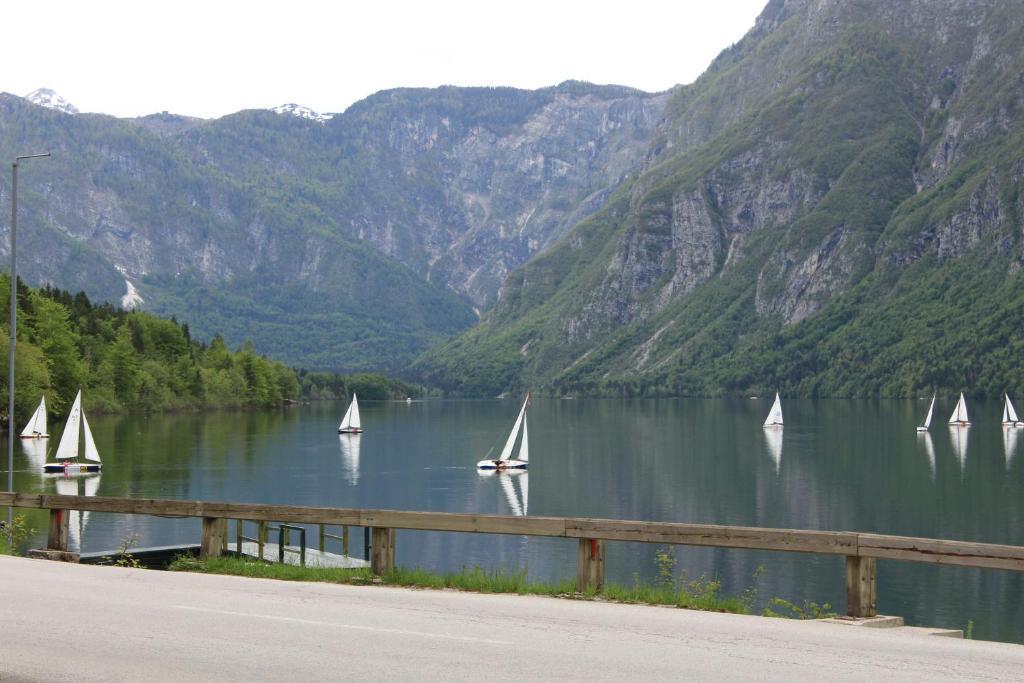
[
  {"x1": 25, "y1": 88, "x2": 78, "y2": 114},
  {"x1": 271, "y1": 103, "x2": 333, "y2": 123}
]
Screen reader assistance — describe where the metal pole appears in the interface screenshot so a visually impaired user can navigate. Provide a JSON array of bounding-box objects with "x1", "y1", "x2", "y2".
[
  {"x1": 7, "y1": 161, "x2": 17, "y2": 527},
  {"x1": 7, "y1": 153, "x2": 49, "y2": 528}
]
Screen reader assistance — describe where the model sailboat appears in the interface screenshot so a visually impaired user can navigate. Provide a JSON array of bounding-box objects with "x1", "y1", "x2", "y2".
[
  {"x1": 477, "y1": 394, "x2": 530, "y2": 470},
  {"x1": 19, "y1": 396, "x2": 48, "y2": 439},
  {"x1": 916, "y1": 394, "x2": 935, "y2": 432},
  {"x1": 43, "y1": 390, "x2": 102, "y2": 473},
  {"x1": 763, "y1": 392, "x2": 783, "y2": 428},
  {"x1": 1002, "y1": 394, "x2": 1024, "y2": 427},
  {"x1": 337, "y1": 393, "x2": 362, "y2": 434},
  {"x1": 948, "y1": 392, "x2": 970, "y2": 427}
]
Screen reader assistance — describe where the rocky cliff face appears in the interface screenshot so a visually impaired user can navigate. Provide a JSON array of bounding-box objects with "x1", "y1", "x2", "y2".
[{"x1": 416, "y1": 0, "x2": 1024, "y2": 398}]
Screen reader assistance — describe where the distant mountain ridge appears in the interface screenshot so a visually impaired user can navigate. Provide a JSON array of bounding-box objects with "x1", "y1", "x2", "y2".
[
  {"x1": 414, "y1": 0, "x2": 1024, "y2": 398},
  {"x1": 0, "y1": 80, "x2": 665, "y2": 370}
]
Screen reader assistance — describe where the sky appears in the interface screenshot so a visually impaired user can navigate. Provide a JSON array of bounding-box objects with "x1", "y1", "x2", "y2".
[{"x1": 6, "y1": 0, "x2": 766, "y2": 120}]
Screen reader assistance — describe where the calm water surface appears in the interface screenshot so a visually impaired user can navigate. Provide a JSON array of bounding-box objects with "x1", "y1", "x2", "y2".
[{"x1": 11, "y1": 397, "x2": 1024, "y2": 643}]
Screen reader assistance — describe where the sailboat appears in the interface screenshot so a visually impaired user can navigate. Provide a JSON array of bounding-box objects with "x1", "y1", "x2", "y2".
[
  {"x1": 477, "y1": 394, "x2": 530, "y2": 470},
  {"x1": 916, "y1": 394, "x2": 935, "y2": 433},
  {"x1": 1002, "y1": 394, "x2": 1024, "y2": 427},
  {"x1": 337, "y1": 393, "x2": 362, "y2": 434},
  {"x1": 43, "y1": 390, "x2": 102, "y2": 473},
  {"x1": 948, "y1": 392, "x2": 970, "y2": 427},
  {"x1": 19, "y1": 396, "x2": 48, "y2": 439},
  {"x1": 763, "y1": 392, "x2": 784, "y2": 428}
]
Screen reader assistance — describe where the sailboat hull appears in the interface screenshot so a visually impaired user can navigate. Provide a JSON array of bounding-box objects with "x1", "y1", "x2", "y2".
[
  {"x1": 43, "y1": 462, "x2": 101, "y2": 473},
  {"x1": 476, "y1": 459, "x2": 528, "y2": 471},
  {"x1": 338, "y1": 427, "x2": 363, "y2": 434},
  {"x1": 19, "y1": 433, "x2": 48, "y2": 439}
]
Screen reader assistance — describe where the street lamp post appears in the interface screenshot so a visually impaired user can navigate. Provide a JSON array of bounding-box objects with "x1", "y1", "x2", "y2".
[{"x1": 7, "y1": 152, "x2": 50, "y2": 528}]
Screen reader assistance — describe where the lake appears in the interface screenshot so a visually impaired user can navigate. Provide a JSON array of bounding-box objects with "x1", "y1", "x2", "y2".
[{"x1": 9, "y1": 397, "x2": 1024, "y2": 643}]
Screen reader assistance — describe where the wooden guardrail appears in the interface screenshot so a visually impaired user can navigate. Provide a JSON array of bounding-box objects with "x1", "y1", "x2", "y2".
[{"x1": 4, "y1": 491, "x2": 1024, "y2": 618}]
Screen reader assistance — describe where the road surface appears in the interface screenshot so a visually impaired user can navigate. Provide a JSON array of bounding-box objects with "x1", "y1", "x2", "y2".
[{"x1": 1, "y1": 555, "x2": 1022, "y2": 681}]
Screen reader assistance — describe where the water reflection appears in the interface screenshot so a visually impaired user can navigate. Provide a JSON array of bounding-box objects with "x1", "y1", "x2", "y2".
[
  {"x1": 1004, "y1": 427, "x2": 1019, "y2": 470},
  {"x1": 479, "y1": 471, "x2": 528, "y2": 516},
  {"x1": 49, "y1": 473, "x2": 101, "y2": 552},
  {"x1": 338, "y1": 434, "x2": 361, "y2": 485},
  {"x1": 948, "y1": 425, "x2": 969, "y2": 471},
  {"x1": 20, "y1": 438, "x2": 48, "y2": 472},
  {"x1": 762, "y1": 426, "x2": 783, "y2": 472},
  {"x1": 917, "y1": 432, "x2": 936, "y2": 478}
]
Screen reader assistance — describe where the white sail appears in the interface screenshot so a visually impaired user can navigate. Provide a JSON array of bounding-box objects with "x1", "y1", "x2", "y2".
[
  {"x1": 948, "y1": 392, "x2": 970, "y2": 425},
  {"x1": 54, "y1": 391, "x2": 83, "y2": 460},
  {"x1": 1003, "y1": 394, "x2": 1020, "y2": 425},
  {"x1": 919, "y1": 394, "x2": 935, "y2": 431},
  {"x1": 519, "y1": 416, "x2": 529, "y2": 463},
  {"x1": 81, "y1": 413, "x2": 101, "y2": 462},
  {"x1": 20, "y1": 397, "x2": 47, "y2": 437},
  {"x1": 498, "y1": 397, "x2": 528, "y2": 462},
  {"x1": 763, "y1": 392, "x2": 783, "y2": 427},
  {"x1": 339, "y1": 394, "x2": 361, "y2": 431}
]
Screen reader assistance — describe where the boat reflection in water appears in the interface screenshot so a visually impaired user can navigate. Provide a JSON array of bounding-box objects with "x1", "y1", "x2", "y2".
[
  {"x1": 949, "y1": 424, "x2": 969, "y2": 472},
  {"x1": 20, "y1": 438, "x2": 49, "y2": 472},
  {"x1": 1004, "y1": 427, "x2": 1019, "y2": 470},
  {"x1": 479, "y1": 469, "x2": 528, "y2": 516},
  {"x1": 49, "y1": 473, "x2": 101, "y2": 552},
  {"x1": 918, "y1": 431, "x2": 936, "y2": 478},
  {"x1": 762, "y1": 426, "x2": 783, "y2": 473},
  {"x1": 338, "y1": 434, "x2": 361, "y2": 486}
]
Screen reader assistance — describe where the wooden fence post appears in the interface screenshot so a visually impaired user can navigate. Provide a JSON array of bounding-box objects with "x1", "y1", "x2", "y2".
[
  {"x1": 200, "y1": 517, "x2": 227, "y2": 559},
  {"x1": 845, "y1": 556, "x2": 877, "y2": 617},
  {"x1": 370, "y1": 527, "x2": 396, "y2": 575},
  {"x1": 577, "y1": 538, "x2": 605, "y2": 592},
  {"x1": 47, "y1": 509, "x2": 69, "y2": 552}
]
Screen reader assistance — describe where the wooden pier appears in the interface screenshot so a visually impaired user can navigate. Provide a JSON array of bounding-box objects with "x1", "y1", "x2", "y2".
[{"x1": 4, "y1": 491, "x2": 1024, "y2": 618}]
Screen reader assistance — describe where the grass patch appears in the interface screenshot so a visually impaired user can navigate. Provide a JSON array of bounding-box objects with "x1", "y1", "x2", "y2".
[{"x1": 168, "y1": 555, "x2": 751, "y2": 614}]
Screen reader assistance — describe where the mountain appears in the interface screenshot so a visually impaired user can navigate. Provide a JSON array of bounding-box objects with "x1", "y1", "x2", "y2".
[
  {"x1": 0, "y1": 81, "x2": 665, "y2": 370},
  {"x1": 24, "y1": 88, "x2": 78, "y2": 115},
  {"x1": 270, "y1": 103, "x2": 334, "y2": 123},
  {"x1": 415, "y1": 0, "x2": 1024, "y2": 398}
]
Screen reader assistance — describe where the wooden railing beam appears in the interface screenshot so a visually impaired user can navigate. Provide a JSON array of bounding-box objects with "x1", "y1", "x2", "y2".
[{"x1": 2, "y1": 493, "x2": 1022, "y2": 573}]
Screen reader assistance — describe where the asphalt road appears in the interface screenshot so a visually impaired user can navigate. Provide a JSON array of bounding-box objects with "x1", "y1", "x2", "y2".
[{"x1": 1, "y1": 555, "x2": 1022, "y2": 681}]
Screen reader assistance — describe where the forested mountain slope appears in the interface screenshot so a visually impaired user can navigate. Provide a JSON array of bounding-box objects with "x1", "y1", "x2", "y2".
[{"x1": 415, "y1": 0, "x2": 1024, "y2": 398}]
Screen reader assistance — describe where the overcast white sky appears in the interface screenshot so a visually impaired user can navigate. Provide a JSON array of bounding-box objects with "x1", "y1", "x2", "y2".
[{"x1": 5, "y1": 0, "x2": 766, "y2": 119}]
